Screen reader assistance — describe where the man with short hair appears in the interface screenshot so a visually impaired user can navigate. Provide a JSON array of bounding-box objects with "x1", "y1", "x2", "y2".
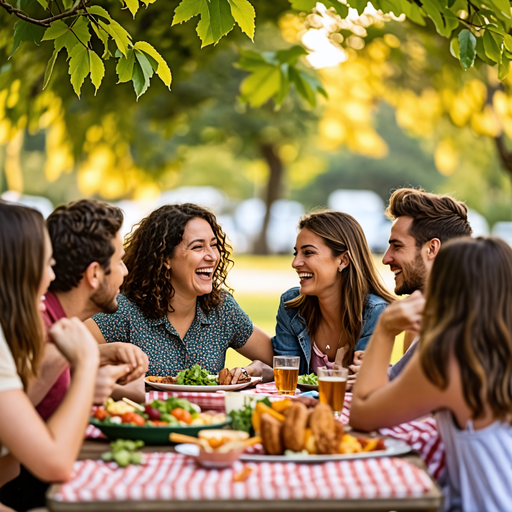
[{"x1": 382, "y1": 188, "x2": 473, "y2": 378}]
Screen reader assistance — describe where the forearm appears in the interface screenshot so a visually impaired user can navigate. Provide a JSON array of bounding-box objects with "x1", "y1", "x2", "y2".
[
  {"x1": 0, "y1": 454, "x2": 20, "y2": 488},
  {"x1": 110, "y1": 376, "x2": 145, "y2": 403},
  {"x1": 352, "y1": 324, "x2": 395, "y2": 399},
  {"x1": 26, "y1": 344, "x2": 68, "y2": 406},
  {"x1": 245, "y1": 360, "x2": 274, "y2": 383}
]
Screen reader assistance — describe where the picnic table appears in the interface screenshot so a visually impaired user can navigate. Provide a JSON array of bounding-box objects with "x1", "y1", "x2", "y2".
[{"x1": 45, "y1": 389, "x2": 444, "y2": 512}]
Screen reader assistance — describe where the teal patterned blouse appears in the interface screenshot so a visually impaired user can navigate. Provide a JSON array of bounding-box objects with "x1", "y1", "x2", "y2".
[{"x1": 93, "y1": 291, "x2": 254, "y2": 376}]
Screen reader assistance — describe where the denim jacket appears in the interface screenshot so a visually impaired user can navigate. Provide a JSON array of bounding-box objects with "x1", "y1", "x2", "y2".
[{"x1": 271, "y1": 287, "x2": 389, "y2": 375}]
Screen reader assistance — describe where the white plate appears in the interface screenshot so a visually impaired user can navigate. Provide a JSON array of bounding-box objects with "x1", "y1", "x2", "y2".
[
  {"x1": 175, "y1": 438, "x2": 411, "y2": 463},
  {"x1": 145, "y1": 376, "x2": 262, "y2": 392}
]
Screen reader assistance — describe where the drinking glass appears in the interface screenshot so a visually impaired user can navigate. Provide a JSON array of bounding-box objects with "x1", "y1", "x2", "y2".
[
  {"x1": 273, "y1": 356, "x2": 300, "y2": 395},
  {"x1": 317, "y1": 365, "x2": 348, "y2": 417}
]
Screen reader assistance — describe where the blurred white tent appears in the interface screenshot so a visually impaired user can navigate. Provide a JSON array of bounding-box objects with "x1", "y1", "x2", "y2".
[
  {"x1": 1, "y1": 191, "x2": 54, "y2": 218},
  {"x1": 492, "y1": 222, "x2": 512, "y2": 246},
  {"x1": 467, "y1": 209, "x2": 489, "y2": 237},
  {"x1": 327, "y1": 189, "x2": 389, "y2": 252},
  {"x1": 157, "y1": 186, "x2": 228, "y2": 213}
]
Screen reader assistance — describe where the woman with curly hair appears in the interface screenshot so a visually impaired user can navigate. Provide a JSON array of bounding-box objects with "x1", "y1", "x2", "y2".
[{"x1": 87, "y1": 203, "x2": 274, "y2": 382}]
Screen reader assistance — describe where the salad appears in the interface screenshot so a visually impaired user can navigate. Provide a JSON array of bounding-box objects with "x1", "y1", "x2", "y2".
[
  {"x1": 92, "y1": 397, "x2": 226, "y2": 427},
  {"x1": 176, "y1": 364, "x2": 217, "y2": 386},
  {"x1": 298, "y1": 373, "x2": 318, "y2": 385}
]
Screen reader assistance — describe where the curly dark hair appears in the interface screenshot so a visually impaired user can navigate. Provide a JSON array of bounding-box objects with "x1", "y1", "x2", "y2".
[
  {"x1": 121, "y1": 203, "x2": 233, "y2": 319},
  {"x1": 47, "y1": 199, "x2": 124, "y2": 292}
]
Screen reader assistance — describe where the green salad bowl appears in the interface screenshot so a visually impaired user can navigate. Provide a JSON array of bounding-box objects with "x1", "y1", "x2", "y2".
[{"x1": 89, "y1": 417, "x2": 232, "y2": 445}]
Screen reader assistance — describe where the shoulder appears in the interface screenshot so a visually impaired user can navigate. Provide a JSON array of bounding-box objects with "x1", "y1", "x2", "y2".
[
  {"x1": 365, "y1": 293, "x2": 389, "y2": 309},
  {"x1": 280, "y1": 287, "x2": 301, "y2": 306},
  {"x1": 361, "y1": 293, "x2": 389, "y2": 329}
]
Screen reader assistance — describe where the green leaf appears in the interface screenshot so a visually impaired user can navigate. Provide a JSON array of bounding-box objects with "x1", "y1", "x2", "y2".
[
  {"x1": 325, "y1": 0, "x2": 349, "y2": 18},
  {"x1": 134, "y1": 41, "x2": 172, "y2": 88},
  {"x1": 475, "y1": 35, "x2": 495, "y2": 64},
  {"x1": 10, "y1": 20, "x2": 45, "y2": 58},
  {"x1": 450, "y1": 36, "x2": 460, "y2": 59},
  {"x1": 42, "y1": 20, "x2": 69, "y2": 41},
  {"x1": 87, "y1": 5, "x2": 113, "y2": 19},
  {"x1": 135, "y1": 50, "x2": 155, "y2": 81},
  {"x1": 16, "y1": 0, "x2": 35, "y2": 8},
  {"x1": 407, "y1": 1, "x2": 426, "y2": 25},
  {"x1": 237, "y1": 49, "x2": 271, "y2": 71},
  {"x1": 62, "y1": 0, "x2": 74, "y2": 8},
  {"x1": 91, "y1": 23, "x2": 111, "y2": 59},
  {"x1": 489, "y1": 0, "x2": 511, "y2": 21},
  {"x1": 458, "y1": 29, "x2": 477, "y2": 69},
  {"x1": 68, "y1": 44, "x2": 90, "y2": 97},
  {"x1": 206, "y1": 0, "x2": 235, "y2": 44},
  {"x1": 141, "y1": 0, "x2": 157, "y2": 4},
  {"x1": 89, "y1": 50, "x2": 105, "y2": 94},
  {"x1": 442, "y1": 9, "x2": 459, "y2": 35},
  {"x1": 276, "y1": 45, "x2": 308, "y2": 65},
  {"x1": 483, "y1": 29, "x2": 502, "y2": 62},
  {"x1": 54, "y1": 17, "x2": 90, "y2": 56},
  {"x1": 71, "y1": 16, "x2": 91, "y2": 45},
  {"x1": 124, "y1": 0, "x2": 139, "y2": 18},
  {"x1": 172, "y1": 0, "x2": 204, "y2": 25},
  {"x1": 116, "y1": 48, "x2": 135, "y2": 82},
  {"x1": 289, "y1": 0, "x2": 317, "y2": 11},
  {"x1": 43, "y1": 48, "x2": 60, "y2": 90},
  {"x1": 499, "y1": 50, "x2": 511, "y2": 80},
  {"x1": 349, "y1": 0, "x2": 368, "y2": 14},
  {"x1": 132, "y1": 60, "x2": 149, "y2": 99},
  {"x1": 504, "y1": 33, "x2": 512, "y2": 52},
  {"x1": 227, "y1": 0, "x2": 255, "y2": 40},
  {"x1": 36, "y1": 0, "x2": 48, "y2": 8},
  {"x1": 99, "y1": 19, "x2": 131, "y2": 57},
  {"x1": 289, "y1": 66, "x2": 317, "y2": 107},
  {"x1": 240, "y1": 65, "x2": 281, "y2": 107},
  {"x1": 274, "y1": 65, "x2": 290, "y2": 107}
]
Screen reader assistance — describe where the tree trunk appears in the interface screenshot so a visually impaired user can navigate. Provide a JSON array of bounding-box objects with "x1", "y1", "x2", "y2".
[{"x1": 253, "y1": 142, "x2": 284, "y2": 255}]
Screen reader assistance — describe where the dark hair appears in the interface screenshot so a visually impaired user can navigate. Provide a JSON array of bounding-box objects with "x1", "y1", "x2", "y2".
[
  {"x1": 121, "y1": 203, "x2": 233, "y2": 319},
  {"x1": 46, "y1": 199, "x2": 123, "y2": 292},
  {"x1": 420, "y1": 237, "x2": 512, "y2": 422},
  {"x1": 286, "y1": 210, "x2": 395, "y2": 366},
  {"x1": 0, "y1": 201, "x2": 46, "y2": 388},
  {"x1": 386, "y1": 188, "x2": 472, "y2": 246}
]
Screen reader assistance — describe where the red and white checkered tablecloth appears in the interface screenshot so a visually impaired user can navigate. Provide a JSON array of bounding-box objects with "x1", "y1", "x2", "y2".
[{"x1": 54, "y1": 453, "x2": 432, "y2": 502}]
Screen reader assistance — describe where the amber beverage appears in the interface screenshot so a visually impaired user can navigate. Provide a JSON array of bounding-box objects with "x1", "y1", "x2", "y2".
[
  {"x1": 273, "y1": 356, "x2": 300, "y2": 395},
  {"x1": 317, "y1": 366, "x2": 348, "y2": 416},
  {"x1": 274, "y1": 367, "x2": 300, "y2": 395}
]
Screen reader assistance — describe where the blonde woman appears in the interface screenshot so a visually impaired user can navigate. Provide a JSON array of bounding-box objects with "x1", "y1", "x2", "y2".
[{"x1": 272, "y1": 211, "x2": 395, "y2": 386}]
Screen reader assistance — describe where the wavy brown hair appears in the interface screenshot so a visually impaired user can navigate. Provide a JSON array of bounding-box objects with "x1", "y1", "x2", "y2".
[
  {"x1": 0, "y1": 201, "x2": 46, "y2": 389},
  {"x1": 420, "y1": 237, "x2": 512, "y2": 422},
  {"x1": 121, "y1": 203, "x2": 233, "y2": 318},
  {"x1": 286, "y1": 210, "x2": 395, "y2": 366}
]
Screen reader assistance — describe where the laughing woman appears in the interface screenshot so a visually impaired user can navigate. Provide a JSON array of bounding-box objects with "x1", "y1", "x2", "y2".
[
  {"x1": 86, "y1": 203, "x2": 274, "y2": 383},
  {"x1": 272, "y1": 211, "x2": 395, "y2": 384}
]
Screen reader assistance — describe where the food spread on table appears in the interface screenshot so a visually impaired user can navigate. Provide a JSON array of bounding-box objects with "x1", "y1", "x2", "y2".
[
  {"x1": 253, "y1": 399, "x2": 385, "y2": 456},
  {"x1": 298, "y1": 373, "x2": 318, "y2": 385},
  {"x1": 170, "y1": 430, "x2": 252, "y2": 453},
  {"x1": 93, "y1": 397, "x2": 226, "y2": 427},
  {"x1": 101, "y1": 439, "x2": 144, "y2": 467},
  {"x1": 145, "y1": 364, "x2": 251, "y2": 386}
]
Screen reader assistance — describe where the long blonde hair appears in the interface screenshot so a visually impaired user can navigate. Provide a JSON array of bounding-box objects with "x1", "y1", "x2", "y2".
[
  {"x1": 286, "y1": 210, "x2": 395, "y2": 365},
  {"x1": 0, "y1": 202, "x2": 46, "y2": 389},
  {"x1": 420, "y1": 237, "x2": 512, "y2": 422}
]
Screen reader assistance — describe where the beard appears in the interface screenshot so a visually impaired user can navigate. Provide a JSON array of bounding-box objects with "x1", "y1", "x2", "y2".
[
  {"x1": 91, "y1": 279, "x2": 119, "y2": 314},
  {"x1": 395, "y1": 252, "x2": 427, "y2": 295}
]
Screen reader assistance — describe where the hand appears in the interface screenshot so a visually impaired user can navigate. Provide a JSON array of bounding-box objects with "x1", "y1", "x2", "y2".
[
  {"x1": 93, "y1": 364, "x2": 133, "y2": 405},
  {"x1": 98, "y1": 343, "x2": 149, "y2": 385},
  {"x1": 377, "y1": 291, "x2": 425, "y2": 338},
  {"x1": 231, "y1": 360, "x2": 274, "y2": 384},
  {"x1": 347, "y1": 350, "x2": 365, "y2": 390},
  {"x1": 49, "y1": 318, "x2": 99, "y2": 369}
]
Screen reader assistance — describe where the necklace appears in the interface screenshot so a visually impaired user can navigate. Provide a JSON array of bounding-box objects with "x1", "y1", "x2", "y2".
[{"x1": 320, "y1": 323, "x2": 343, "y2": 350}]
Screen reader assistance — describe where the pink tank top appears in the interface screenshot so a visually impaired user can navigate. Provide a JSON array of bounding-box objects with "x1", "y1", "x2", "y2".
[{"x1": 310, "y1": 342, "x2": 335, "y2": 373}]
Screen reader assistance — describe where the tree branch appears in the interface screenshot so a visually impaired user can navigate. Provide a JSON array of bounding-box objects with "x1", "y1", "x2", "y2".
[{"x1": 0, "y1": 0, "x2": 91, "y2": 27}]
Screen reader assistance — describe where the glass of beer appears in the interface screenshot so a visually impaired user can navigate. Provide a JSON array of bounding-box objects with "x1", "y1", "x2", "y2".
[
  {"x1": 273, "y1": 356, "x2": 300, "y2": 395},
  {"x1": 317, "y1": 365, "x2": 348, "y2": 417}
]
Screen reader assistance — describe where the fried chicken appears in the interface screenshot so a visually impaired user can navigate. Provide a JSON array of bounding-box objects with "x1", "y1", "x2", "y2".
[
  {"x1": 309, "y1": 403, "x2": 338, "y2": 454},
  {"x1": 217, "y1": 368, "x2": 232, "y2": 385},
  {"x1": 146, "y1": 376, "x2": 177, "y2": 384},
  {"x1": 261, "y1": 413, "x2": 284, "y2": 455},
  {"x1": 282, "y1": 402, "x2": 309, "y2": 452}
]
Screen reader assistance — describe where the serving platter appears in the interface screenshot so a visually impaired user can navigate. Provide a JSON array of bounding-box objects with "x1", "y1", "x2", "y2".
[
  {"x1": 175, "y1": 438, "x2": 411, "y2": 463},
  {"x1": 89, "y1": 417, "x2": 232, "y2": 444},
  {"x1": 144, "y1": 376, "x2": 261, "y2": 392},
  {"x1": 297, "y1": 382, "x2": 319, "y2": 392}
]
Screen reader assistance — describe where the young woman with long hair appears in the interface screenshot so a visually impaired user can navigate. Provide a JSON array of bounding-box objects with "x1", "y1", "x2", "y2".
[
  {"x1": 351, "y1": 237, "x2": 512, "y2": 511},
  {"x1": 0, "y1": 202, "x2": 99, "y2": 507},
  {"x1": 87, "y1": 203, "x2": 274, "y2": 382},
  {"x1": 272, "y1": 210, "x2": 395, "y2": 385}
]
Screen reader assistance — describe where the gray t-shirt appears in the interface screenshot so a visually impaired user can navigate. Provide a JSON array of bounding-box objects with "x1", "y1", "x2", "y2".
[{"x1": 388, "y1": 338, "x2": 418, "y2": 380}]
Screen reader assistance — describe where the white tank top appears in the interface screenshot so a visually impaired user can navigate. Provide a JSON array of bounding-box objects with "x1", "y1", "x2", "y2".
[{"x1": 436, "y1": 409, "x2": 512, "y2": 512}]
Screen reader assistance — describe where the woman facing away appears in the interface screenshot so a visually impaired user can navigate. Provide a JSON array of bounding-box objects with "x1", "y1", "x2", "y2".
[
  {"x1": 87, "y1": 203, "x2": 274, "y2": 382},
  {"x1": 350, "y1": 237, "x2": 512, "y2": 512},
  {"x1": 0, "y1": 202, "x2": 99, "y2": 509},
  {"x1": 272, "y1": 210, "x2": 395, "y2": 385}
]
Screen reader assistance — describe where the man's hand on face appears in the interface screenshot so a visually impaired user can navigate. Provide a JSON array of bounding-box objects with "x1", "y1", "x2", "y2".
[
  {"x1": 98, "y1": 343, "x2": 149, "y2": 385},
  {"x1": 377, "y1": 291, "x2": 425, "y2": 338},
  {"x1": 93, "y1": 364, "x2": 133, "y2": 405}
]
